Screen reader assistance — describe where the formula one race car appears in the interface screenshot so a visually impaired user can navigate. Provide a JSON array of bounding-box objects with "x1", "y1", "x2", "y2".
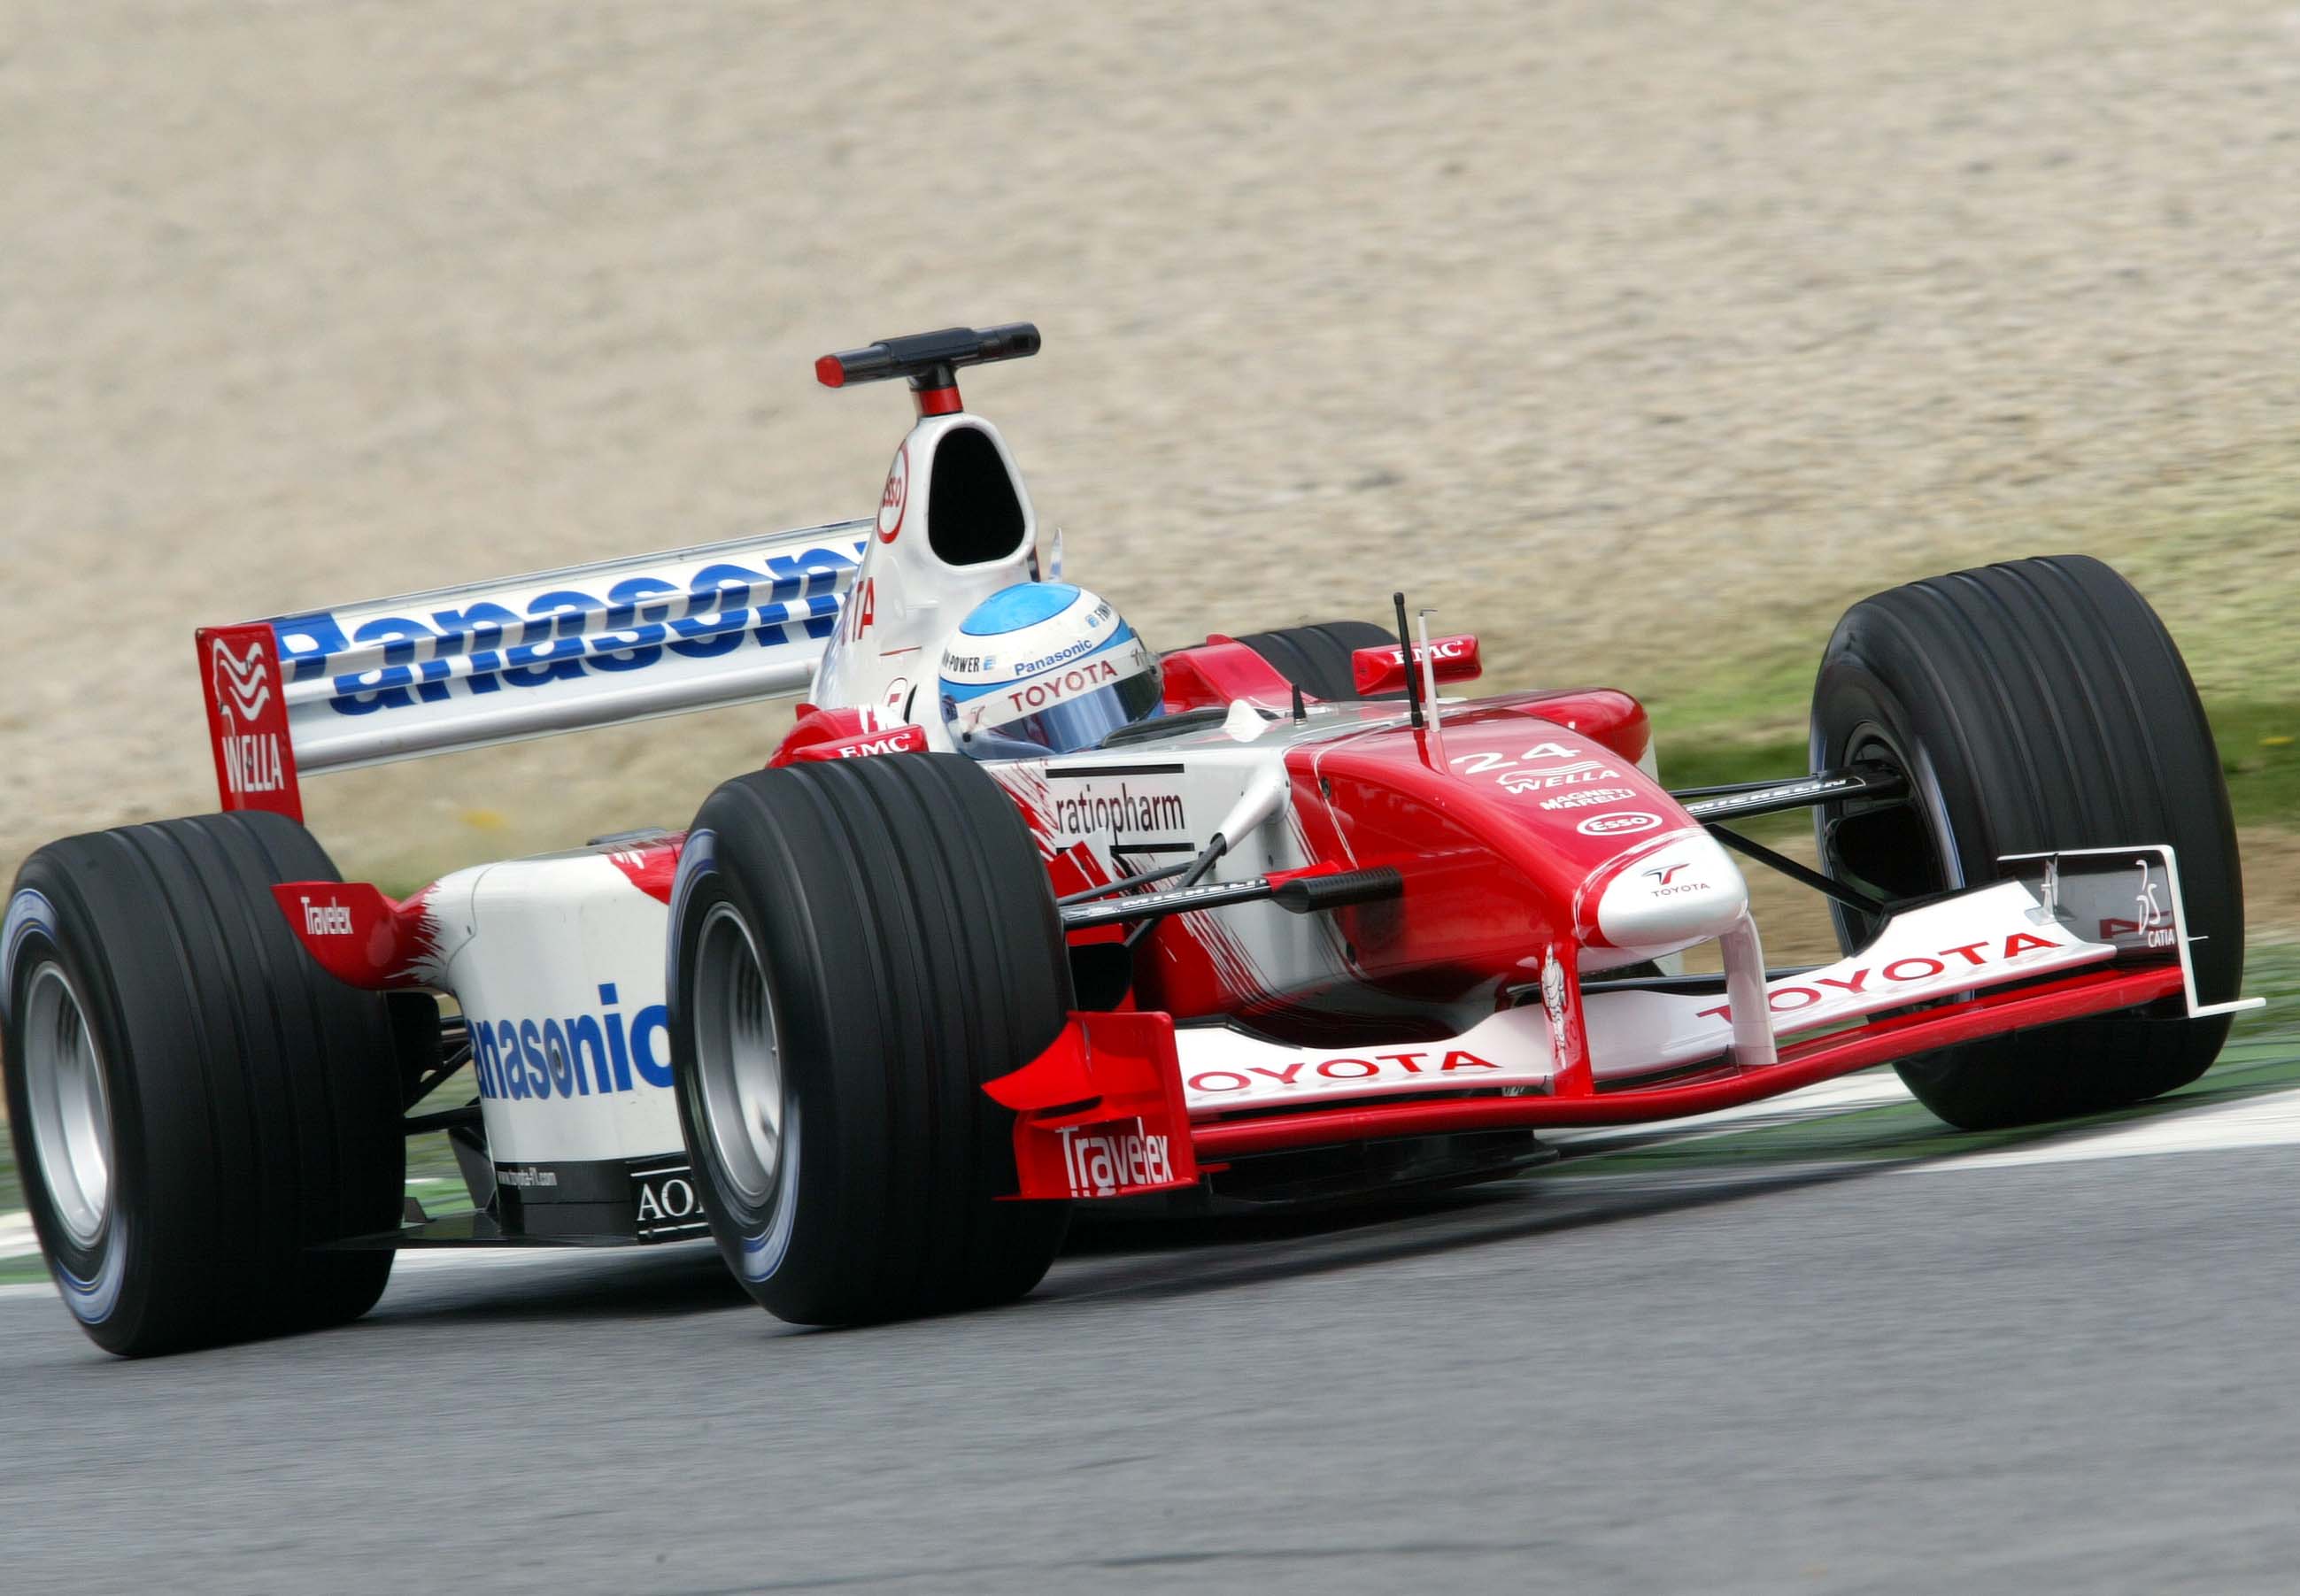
[{"x1": 4, "y1": 324, "x2": 2262, "y2": 1353}]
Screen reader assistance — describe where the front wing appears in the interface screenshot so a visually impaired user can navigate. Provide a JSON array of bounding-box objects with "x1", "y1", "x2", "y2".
[{"x1": 989, "y1": 845, "x2": 2262, "y2": 1199}]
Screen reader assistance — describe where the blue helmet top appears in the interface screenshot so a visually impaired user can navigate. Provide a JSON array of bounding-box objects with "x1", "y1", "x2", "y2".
[{"x1": 938, "y1": 583, "x2": 1163, "y2": 759}]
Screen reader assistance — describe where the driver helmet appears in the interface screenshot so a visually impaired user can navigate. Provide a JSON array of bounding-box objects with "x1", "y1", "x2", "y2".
[{"x1": 939, "y1": 582, "x2": 1162, "y2": 759}]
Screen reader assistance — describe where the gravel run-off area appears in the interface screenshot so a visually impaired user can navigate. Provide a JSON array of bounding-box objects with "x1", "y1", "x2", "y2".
[{"x1": 3, "y1": 2, "x2": 2295, "y2": 945}]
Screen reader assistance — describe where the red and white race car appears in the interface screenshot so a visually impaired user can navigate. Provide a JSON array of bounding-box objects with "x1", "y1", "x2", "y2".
[{"x1": 3, "y1": 324, "x2": 2261, "y2": 1353}]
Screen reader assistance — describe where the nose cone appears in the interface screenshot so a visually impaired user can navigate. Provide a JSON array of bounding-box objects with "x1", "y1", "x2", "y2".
[{"x1": 1594, "y1": 832, "x2": 1750, "y2": 949}]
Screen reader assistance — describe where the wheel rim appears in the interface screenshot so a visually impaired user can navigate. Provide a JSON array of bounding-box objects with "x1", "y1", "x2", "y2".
[
  {"x1": 691, "y1": 902, "x2": 786, "y2": 1207},
  {"x1": 1817, "y1": 722, "x2": 1964, "y2": 942},
  {"x1": 22, "y1": 961, "x2": 112, "y2": 1248}
]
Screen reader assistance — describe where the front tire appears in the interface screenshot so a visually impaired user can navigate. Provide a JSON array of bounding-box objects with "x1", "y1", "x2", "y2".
[
  {"x1": 2, "y1": 813, "x2": 405, "y2": 1355},
  {"x1": 668, "y1": 753, "x2": 1072, "y2": 1326},
  {"x1": 1810, "y1": 555, "x2": 2242, "y2": 1130}
]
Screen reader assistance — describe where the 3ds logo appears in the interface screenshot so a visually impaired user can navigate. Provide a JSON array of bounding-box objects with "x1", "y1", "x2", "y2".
[{"x1": 2099, "y1": 856, "x2": 2178, "y2": 950}]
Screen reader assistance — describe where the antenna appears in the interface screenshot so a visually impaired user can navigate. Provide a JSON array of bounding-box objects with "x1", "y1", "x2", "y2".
[
  {"x1": 1415, "y1": 606, "x2": 1446, "y2": 763},
  {"x1": 1392, "y1": 591, "x2": 1425, "y2": 730}
]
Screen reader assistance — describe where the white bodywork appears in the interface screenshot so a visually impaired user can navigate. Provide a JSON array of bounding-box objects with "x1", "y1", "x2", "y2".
[
  {"x1": 804, "y1": 412, "x2": 1042, "y2": 746},
  {"x1": 420, "y1": 851, "x2": 683, "y2": 1170}
]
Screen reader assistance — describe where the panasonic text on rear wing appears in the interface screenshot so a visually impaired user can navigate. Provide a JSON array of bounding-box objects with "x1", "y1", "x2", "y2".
[{"x1": 197, "y1": 521, "x2": 870, "y2": 820}]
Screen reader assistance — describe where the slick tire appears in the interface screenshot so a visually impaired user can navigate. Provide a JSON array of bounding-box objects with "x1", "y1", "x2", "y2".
[
  {"x1": 2, "y1": 813, "x2": 405, "y2": 1356},
  {"x1": 668, "y1": 753, "x2": 1072, "y2": 1326},
  {"x1": 1234, "y1": 620, "x2": 1401, "y2": 702},
  {"x1": 1810, "y1": 554, "x2": 2243, "y2": 1130}
]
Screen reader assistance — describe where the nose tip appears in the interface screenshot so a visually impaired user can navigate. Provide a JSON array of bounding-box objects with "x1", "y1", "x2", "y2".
[{"x1": 1593, "y1": 833, "x2": 1750, "y2": 948}]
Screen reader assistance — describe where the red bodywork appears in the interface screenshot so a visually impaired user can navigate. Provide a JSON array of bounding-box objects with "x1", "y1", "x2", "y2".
[
  {"x1": 1152, "y1": 651, "x2": 1661, "y2": 1029},
  {"x1": 987, "y1": 635, "x2": 2191, "y2": 1202}
]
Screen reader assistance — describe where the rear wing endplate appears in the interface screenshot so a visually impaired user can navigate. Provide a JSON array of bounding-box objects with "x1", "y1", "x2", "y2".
[{"x1": 197, "y1": 520, "x2": 869, "y2": 819}]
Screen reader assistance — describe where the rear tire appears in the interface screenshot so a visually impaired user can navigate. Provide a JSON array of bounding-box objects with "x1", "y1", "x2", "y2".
[
  {"x1": 1810, "y1": 555, "x2": 2242, "y2": 1130},
  {"x1": 668, "y1": 753, "x2": 1071, "y2": 1326},
  {"x1": 1233, "y1": 620, "x2": 1401, "y2": 702},
  {"x1": 2, "y1": 813, "x2": 404, "y2": 1355}
]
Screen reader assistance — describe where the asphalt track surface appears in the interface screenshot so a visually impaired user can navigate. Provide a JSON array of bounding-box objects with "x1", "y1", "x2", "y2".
[{"x1": 6, "y1": 1064, "x2": 2300, "y2": 1596}]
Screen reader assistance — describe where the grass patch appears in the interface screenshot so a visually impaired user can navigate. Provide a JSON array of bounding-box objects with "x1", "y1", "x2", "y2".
[
  {"x1": 2208, "y1": 701, "x2": 2300, "y2": 830},
  {"x1": 404, "y1": 1062, "x2": 482, "y2": 1221},
  {"x1": 1619, "y1": 471, "x2": 2300, "y2": 831},
  {"x1": 2231, "y1": 942, "x2": 2300, "y2": 1045}
]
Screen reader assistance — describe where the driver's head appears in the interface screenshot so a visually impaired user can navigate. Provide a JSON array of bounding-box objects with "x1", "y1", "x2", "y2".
[{"x1": 939, "y1": 583, "x2": 1162, "y2": 759}]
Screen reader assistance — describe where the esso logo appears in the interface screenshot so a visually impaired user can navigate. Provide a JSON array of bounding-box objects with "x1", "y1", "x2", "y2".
[
  {"x1": 877, "y1": 446, "x2": 908, "y2": 543},
  {"x1": 1578, "y1": 811, "x2": 1661, "y2": 837}
]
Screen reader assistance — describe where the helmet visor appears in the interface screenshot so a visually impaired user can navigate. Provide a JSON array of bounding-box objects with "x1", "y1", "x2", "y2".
[
  {"x1": 943, "y1": 620, "x2": 1166, "y2": 760},
  {"x1": 994, "y1": 668, "x2": 1165, "y2": 755}
]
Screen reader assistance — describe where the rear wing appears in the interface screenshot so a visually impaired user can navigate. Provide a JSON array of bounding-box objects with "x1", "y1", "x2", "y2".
[{"x1": 197, "y1": 520, "x2": 868, "y2": 819}]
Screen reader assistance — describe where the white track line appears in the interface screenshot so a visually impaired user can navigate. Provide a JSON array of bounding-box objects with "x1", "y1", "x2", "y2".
[
  {"x1": 386, "y1": 1245, "x2": 629, "y2": 1274},
  {"x1": 0, "y1": 1234, "x2": 639, "y2": 1304},
  {"x1": 1907, "y1": 1086, "x2": 2300, "y2": 1173}
]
